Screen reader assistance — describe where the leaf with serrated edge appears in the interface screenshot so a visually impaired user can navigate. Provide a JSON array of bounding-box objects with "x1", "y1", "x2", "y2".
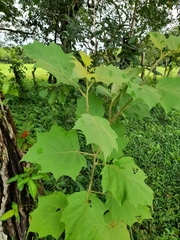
[
  {"x1": 105, "y1": 195, "x2": 152, "y2": 226},
  {"x1": 127, "y1": 80, "x2": 160, "y2": 109},
  {"x1": 23, "y1": 41, "x2": 79, "y2": 88},
  {"x1": 95, "y1": 65, "x2": 128, "y2": 86},
  {"x1": 76, "y1": 92, "x2": 105, "y2": 117},
  {"x1": 106, "y1": 123, "x2": 128, "y2": 161},
  {"x1": 61, "y1": 191, "x2": 108, "y2": 240},
  {"x1": 21, "y1": 125, "x2": 86, "y2": 180},
  {"x1": 29, "y1": 192, "x2": 67, "y2": 238},
  {"x1": 73, "y1": 114, "x2": 118, "y2": 159},
  {"x1": 104, "y1": 211, "x2": 130, "y2": 240},
  {"x1": 101, "y1": 157, "x2": 153, "y2": 207},
  {"x1": 79, "y1": 50, "x2": 92, "y2": 67},
  {"x1": 156, "y1": 77, "x2": 180, "y2": 113}
]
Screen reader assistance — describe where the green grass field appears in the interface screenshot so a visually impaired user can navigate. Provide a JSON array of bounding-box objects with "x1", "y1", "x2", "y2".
[
  {"x1": 0, "y1": 64, "x2": 48, "y2": 81},
  {"x1": 0, "y1": 64, "x2": 179, "y2": 83}
]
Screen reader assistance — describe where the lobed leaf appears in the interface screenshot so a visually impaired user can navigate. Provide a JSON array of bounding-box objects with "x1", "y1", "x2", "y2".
[
  {"x1": 105, "y1": 196, "x2": 152, "y2": 226},
  {"x1": 74, "y1": 114, "x2": 118, "y2": 160},
  {"x1": 101, "y1": 157, "x2": 153, "y2": 208},
  {"x1": 149, "y1": 32, "x2": 167, "y2": 49},
  {"x1": 76, "y1": 92, "x2": 105, "y2": 117},
  {"x1": 127, "y1": 79, "x2": 161, "y2": 109},
  {"x1": 23, "y1": 41, "x2": 79, "y2": 88},
  {"x1": 21, "y1": 125, "x2": 86, "y2": 180},
  {"x1": 156, "y1": 77, "x2": 180, "y2": 113},
  {"x1": 29, "y1": 192, "x2": 67, "y2": 238},
  {"x1": 61, "y1": 191, "x2": 108, "y2": 240},
  {"x1": 95, "y1": 65, "x2": 128, "y2": 86},
  {"x1": 104, "y1": 212, "x2": 130, "y2": 240}
]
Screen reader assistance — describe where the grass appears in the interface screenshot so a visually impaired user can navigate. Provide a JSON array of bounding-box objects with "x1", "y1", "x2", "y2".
[
  {"x1": 7, "y1": 85, "x2": 180, "y2": 239},
  {"x1": 0, "y1": 63, "x2": 48, "y2": 81}
]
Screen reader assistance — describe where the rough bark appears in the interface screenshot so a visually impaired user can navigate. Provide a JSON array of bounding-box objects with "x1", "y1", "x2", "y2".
[{"x1": 0, "y1": 93, "x2": 32, "y2": 240}]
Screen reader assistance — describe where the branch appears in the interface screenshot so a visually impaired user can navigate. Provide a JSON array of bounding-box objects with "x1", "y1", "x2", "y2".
[{"x1": 0, "y1": 27, "x2": 34, "y2": 35}]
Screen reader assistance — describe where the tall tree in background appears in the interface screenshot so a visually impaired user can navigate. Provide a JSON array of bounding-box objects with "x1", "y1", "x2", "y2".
[{"x1": 0, "y1": 0, "x2": 180, "y2": 238}]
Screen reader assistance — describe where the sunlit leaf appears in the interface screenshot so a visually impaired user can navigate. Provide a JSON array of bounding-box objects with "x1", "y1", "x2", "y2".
[
  {"x1": 23, "y1": 41, "x2": 79, "y2": 87},
  {"x1": 21, "y1": 125, "x2": 86, "y2": 180},
  {"x1": 74, "y1": 114, "x2": 118, "y2": 159},
  {"x1": 149, "y1": 32, "x2": 167, "y2": 49},
  {"x1": 95, "y1": 65, "x2": 128, "y2": 86}
]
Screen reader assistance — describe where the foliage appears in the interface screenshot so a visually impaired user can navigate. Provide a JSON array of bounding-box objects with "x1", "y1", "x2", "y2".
[
  {"x1": 123, "y1": 105, "x2": 180, "y2": 239},
  {"x1": 3, "y1": 32, "x2": 176, "y2": 239}
]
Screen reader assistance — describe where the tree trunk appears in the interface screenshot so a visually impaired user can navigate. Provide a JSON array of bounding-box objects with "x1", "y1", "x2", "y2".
[{"x1": 0, "y1": 93, "x2": 32, "y2": 240}]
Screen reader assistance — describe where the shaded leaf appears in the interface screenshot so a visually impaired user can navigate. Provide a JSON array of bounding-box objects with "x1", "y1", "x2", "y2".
[
  {"x1": 29, "y1": 192, "x2": 67, "y2": 238},
  {"x1": 101, "y1": 157, "x2": 153, "y2": 207},
  {"x1": 61, "y1": 191, "x2": 108, "y2": 240},
  {"x1": 167, "y1": 35, "x2": 180, "y2": 51},
  {"x1": 156, "y1": 77, "x2": 180, "y2": 113},
  {"x1": 104, "y1": 212, "x2": 130, "y2": 240},
  {"x1": 76, "y1": 92, "x2": 105, "y2": 117},
  {"x1": 96, "y1": 85, "x2": 112, "y2": 97},
  {"x1": 105, "y1": 196, "x2": 152, "y2": 226},
  {"x1": 21, "y1": 125, "x2": 86, "y2": 180},
  {"x1": 106, "y1": 124, "x2": 129, "y2": 161},
  {"x1": 119, "y1": 90, "x2": 150, "y2": 119},
  {"x1": 127, "y1": 80, "x2": 161, "y2": 109}
]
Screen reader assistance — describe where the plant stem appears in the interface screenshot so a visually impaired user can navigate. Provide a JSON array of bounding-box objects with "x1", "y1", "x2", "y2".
[
  {"x1": 142, "y1": 50, "x2": 172, "y2": 85},
  {"x1": 110, "y1": 98, "x2": 133, "y2": 124},
  {"x1": 87, "y1": 147, "x2": 100, "y2": 195}
]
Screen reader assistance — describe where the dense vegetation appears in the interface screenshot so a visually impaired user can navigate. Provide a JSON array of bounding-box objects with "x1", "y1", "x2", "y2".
[
  {"x1": 5, "y1": 79, "x2": 180, "y2": 240},
  {"x1": 0, "y1": 0, "x2": 180, "y2": 239}
]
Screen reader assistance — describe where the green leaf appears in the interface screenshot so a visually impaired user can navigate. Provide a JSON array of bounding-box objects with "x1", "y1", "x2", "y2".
[
  {"x1": 96, "y1": 85, "x2": 112, "y2": 97},
  {"x1": 79, "y1": 51, "x2": 92, "y2": 67},
  {"x1": 106, "y1": 123, "x2": 129, "y2": 161},
  {"x1": 123, "y1": 67, "x2": 142, "y2": 79},
  {"x1": 12, "y1": 202, "x2": 20, "y2": 222},
  {"x1": 74, "y1": 114, "x2": 118, "y2": 159},
  {"x1": 7, "y1": 174, "x2": 19, "y2": 183},
  {"x1": 95, "y1": 65, "x2": 128, "y2": 86},
  {"x1": 76, "y1": 92, "x2": 105, "y2": 117},
  {"x1": 39, "y1": 89, "x2": 48, "y2": 98},
  {"x1": 127, "y1": 79, "x2": 161, "y2": 109},
  {"x1": 104, "y1": 212, "x2": 130, "y2": 240},
  {"x1": 119, "y1": 90, "x2": 150, "y2": 119},
  {"x1": 167, "y1": 35, "x2": 180, "y2": 51},
  {"x1": 27, "y1": 179, "x2": 38, "y2": 199},
  {"x1": 48, "y1": 91, "x2": 56, "y2": 105},
  {"x1": 29, "y1": 192, "x2": 67, "y2": 239},
  {"x1": 156, "y1": 77, "x2": 180, "y2": 113},
  {"x1": 23, "y1": 41, "x2": 79, "y2": 88},
  {"x1": 61, "y1": 191, "x2": 108, "y2": 240},
  {"x1": 21, "y1": 125, "x2": 86, "y2": 180},
  {"x1": 17, "y1": 177, "x2": 30, "y2": 191},
  {"x1": 2, "y1": 79, "x2": 10, "y2": 95},
  {"x1": 101, "y1": 157, "x2": 153, "y2": 208},
  {"x1": 149, "y1": 32, "x2": 167, "y2": 49},
  {"x1": 0, "y1": 210, "x2": 15, "y2": 221},
  {"x1": 105, "y1": 196, "x2": 152, "y2": 226}
]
